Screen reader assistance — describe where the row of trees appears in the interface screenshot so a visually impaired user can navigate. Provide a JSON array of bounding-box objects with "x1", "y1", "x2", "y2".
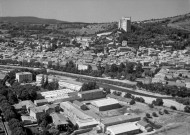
[
  {"x1": 137, "y1": 82, "x2": 190, "y2": 98},
  {"x1": 0, "y1": 81, "x2": 27, "y2": 135}
]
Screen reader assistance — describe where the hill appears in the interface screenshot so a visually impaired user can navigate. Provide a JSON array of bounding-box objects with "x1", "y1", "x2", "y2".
[
  {"x1": 167, "y1": 13, "x2": 190, "y2": 31},
  {"x1": 141, "y1": 13, "x2": 190, "y2": 32},
  {"x1": 0, "y1": 16, "x2": 69, "y2": 24}
]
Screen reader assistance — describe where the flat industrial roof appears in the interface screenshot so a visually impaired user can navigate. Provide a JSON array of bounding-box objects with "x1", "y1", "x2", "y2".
[
  {"x1": 91, "y1": 98, "x2": 119, "y2": 107},
  {"x1": 50, "y1": 113, "x2": 68, "y2": 125},
  {"x1": 107, "y1": 122, "x2": 139, "y2": 135}
]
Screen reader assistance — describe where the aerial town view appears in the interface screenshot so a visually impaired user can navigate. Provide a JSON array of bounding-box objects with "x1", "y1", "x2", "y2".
[{"x1": 0, "y1": 0, "x2": 190, "y2": 135}]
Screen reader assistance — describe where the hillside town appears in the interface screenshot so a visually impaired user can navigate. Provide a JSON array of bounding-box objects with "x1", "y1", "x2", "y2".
[{"x1": 0, "y1": 5, "x2": 190, "y2": 135}]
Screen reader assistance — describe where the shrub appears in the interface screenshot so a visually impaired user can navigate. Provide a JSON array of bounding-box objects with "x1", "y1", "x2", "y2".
[
  {"x1": 148, "y1": 104, "x2": 154, "y2": 108},
  {"x1": 152, "y1": 112, "x2": 157, "y2": 117},
  {"x1": 124, "y1": 93, "x2": 132, "y2": 98},
  {"x1": 135, "y1": 97, "x2": 145, "y2": 103},
  {"x1": 146, "y1": 113, "x2": 151, "y2": 118},
  {"x1": 159, "y1": 111, "x2": 163, "y2": 115},
  {"x1": 170, "y1": 106, "x2": 177, "y2": 110},
  {"x1": 164, "y1": 109, "x2": 169, "y2": 114},
  {"x1": 153, "y1": 98, "x2": 164, "y2": 106},
  {"x1": 184, "y1": 106, "x2": 190, "y2": 113},
  {"x1": 130, "y1": 99, "x2": 136, "y2": 105}
]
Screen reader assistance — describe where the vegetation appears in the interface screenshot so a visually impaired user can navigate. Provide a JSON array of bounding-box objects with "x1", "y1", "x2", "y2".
[
  {"x1": 137, "y1": 82, "x2": 190, "y2": 98},
  {"x1": 146, "y1": 113, "x2": 151, "y2": 118},
  {"x1": 152, "y1": 98, "x2": 164, "y2": 106},
  {"x1": 130, "y1": 99, "x2": 136, "y2": 105},
  {"x1": 152, "y1": 112, "x2": 158, "y2": 117},
  {"x1": 80, "y1": 81, "x2": 99, "y2": 91},
  {"x1": 41, "y1": 75, "x2": 59, "y2": 90},
  {"x1": 103, "y1": 88, "x2": 111, "y2": 94},
  {"x1": 134, "y1": 97, "x2": 145, "y2": 103},
  {"x1": 170, "y1": 106, "x2": 177, "y2": 110},
  {"x1": 184, "y1": 106, "x2": 190, "y2": 113},
  {"x1": 113, "y1": 91, "x2": 122, "y2": 96}
]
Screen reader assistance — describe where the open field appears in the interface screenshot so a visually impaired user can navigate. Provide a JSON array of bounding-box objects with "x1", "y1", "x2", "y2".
[{"x1": 151, "y1": 115, "x2": 190, "y2": 135}]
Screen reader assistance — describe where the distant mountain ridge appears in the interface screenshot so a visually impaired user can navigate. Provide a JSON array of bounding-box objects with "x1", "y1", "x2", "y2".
[
  {"x1": 0, "y1": 14, "x2": 190, "y2": 31},
  {"x1": 0, "y1": 16, "x2": 70, "y2": 24}
]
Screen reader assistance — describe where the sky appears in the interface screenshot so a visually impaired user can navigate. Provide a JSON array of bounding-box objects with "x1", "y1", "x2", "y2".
[{"x1": 0, "y1": 0, "x2": 190, "y2": 23}]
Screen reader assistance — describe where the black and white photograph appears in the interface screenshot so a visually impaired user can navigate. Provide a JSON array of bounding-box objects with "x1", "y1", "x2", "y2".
[{"x1": 0, "y1": 0, "x2": 190, "y2": 135}]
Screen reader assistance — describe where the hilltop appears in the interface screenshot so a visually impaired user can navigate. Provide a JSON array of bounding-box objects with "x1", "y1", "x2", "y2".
[
  {"x1": 167, "y1": 13, "x2": 190, "y2": 31},
  {"x1": 141, "y1": 13, "x2": 190, "y2": 32}
]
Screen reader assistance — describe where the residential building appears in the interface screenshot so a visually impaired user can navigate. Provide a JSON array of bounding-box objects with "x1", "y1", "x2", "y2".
[{"x1": 16, "y1": 72, "x2": 33, "y2": 83}]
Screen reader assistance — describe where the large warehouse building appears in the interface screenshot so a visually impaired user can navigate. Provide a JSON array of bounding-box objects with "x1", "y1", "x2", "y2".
[
  {"x1": 100, "y1": 115, "x2": 141, "y2": 132},
  {"x1": 60, "y1": 101, "x2": 98, "y2": 129},
  {"x1": 106, "y1": 122, "x2": 140, "y2": 135},
  {"x1": 90, "y1": 98, "x2": 121, "y2": 111}
]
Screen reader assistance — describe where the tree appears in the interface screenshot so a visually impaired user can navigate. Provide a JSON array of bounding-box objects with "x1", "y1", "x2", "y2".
[
  {"x1": 12, "y1": 127, "x2": 27, "y2": 135},
  {"x1": 80, "y1": 82, "x2": 99, "y2": 91},
  {"x1": 103, "y1": 88, "x2": 111, "y2": 95},
  {"x1": 37, "y1": 113, "x2": 52, "y2": 128},
  {"x1": 146, "y1": 113, "x2": 151, "y2": 118},
  {"x1": 113, "y1": 91, "x2": 122, "y2": 96},
  {"x1": 118, "y1": 63, "x2": 125, "y2": 72},
  {"x1": 130, "y1": 99, "x2": 136, "y2": 105},
  {"x1": 135, "y1": 97, "x2": 145, "y2": 103},
  {"x1": 110, "y1": 64, "x2": 118, "y2": 73},
  {"x1": 8, "y1": 118, "x2": 23, "y2": 130},
  {"x1": 125, "y1": 62, "x2": 134, "y2": 74},
  {"x1": 4, "y1": 110, "x2": 17, "y2": 121},
  {"x1": 152, "y1": 112, "x2": 157, "y2": 117},
  {"x1": 184, "y1": 106, "x2": 190, "y2": 113},
  {"x1": 104, "y1": 64, "x2": 110, "y2": 74},
  {"x1": 153, "y1": 98, "x2": 164, "y2": 106},
  {"x1": 136, "y1": 63, "x2": 143, "y2": 72},
  {"x1": 124, "y1": 93, "x2": 132, "y2": 98},
  {"x1": 164, "y1": 109, "x2": 169, "y2": 114},
  {"x1": 7, "y1": 92, "x2": 18, "y2": 104}
]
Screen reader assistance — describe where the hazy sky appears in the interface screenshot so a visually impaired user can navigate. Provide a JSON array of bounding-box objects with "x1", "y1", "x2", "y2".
[{"x1": 0, "y1": 0, "x2": 190, "y2": 22}]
